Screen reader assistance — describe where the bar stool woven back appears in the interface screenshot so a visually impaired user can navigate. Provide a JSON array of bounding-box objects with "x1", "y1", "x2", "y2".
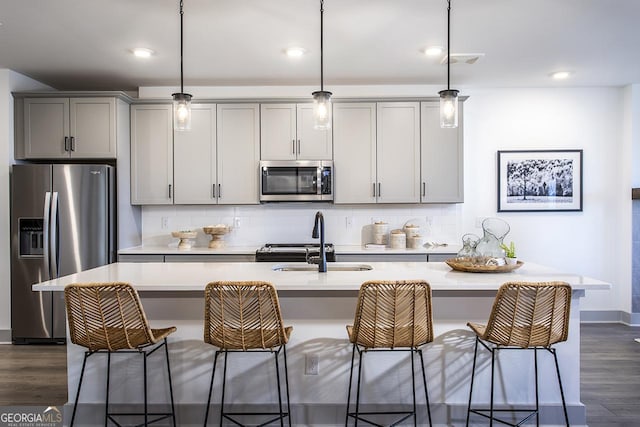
[
  {"x1": 466, "y1": 281, "x2": 572, "y2": 427},
  {"x1": 203, "y1": 281, "x2": 292, "y2": 426},
  {"x1": 65, "y1": 282, "x2": 175, "y2": 351},
  {"x1": 346, "y1": 280, "x2": 434, "y2": 426},
  {"x1": 204, "y1": 281, "x2": 291, "y2": 350},
  {"x1": 64, "y1": 282, "x2": 176, "y2": 427},
  {"x1": 349, "y1": 280, "x2": 434, "y2": 349},
  {"x1": 469, "y1": 281, "x2": 571, "y2": 348}
]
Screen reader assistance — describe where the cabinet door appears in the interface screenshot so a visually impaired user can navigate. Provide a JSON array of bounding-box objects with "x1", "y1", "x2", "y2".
[
  {"x1": 217, "y1": 104, "x2": 260, "y2": 204},
  {"x1": 333, "y1": 103, "x2": 377, "y2": 204},
  {"x1": 421, "y1": 102, "x2": 464, "y2": 203},
  {"x1": 23, "y1": 98, "x2": 70, "y2": 159},
  {"x1": 130, "y1": 105, "x2": 173, "y2": 205},
  {"x1": 260, "y1": 104, "x2": 296, "y2": 160},
  {"x1": 174, "y1": 104, "x2": 217, "y2": 204},
  {"x1": 376, "y1": 102, "x2": 421, "y2": 203},
  {"x1": 296, "y1": 104, "x2": 332, "y2": 159},
  {"x1": 69, "y1": 97, "x2": 116, "y2": 158}
]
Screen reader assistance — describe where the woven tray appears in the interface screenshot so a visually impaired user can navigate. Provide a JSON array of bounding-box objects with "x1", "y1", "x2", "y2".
[{"x1": 445, "y1": 258, "x2": 524, "y2": 273}]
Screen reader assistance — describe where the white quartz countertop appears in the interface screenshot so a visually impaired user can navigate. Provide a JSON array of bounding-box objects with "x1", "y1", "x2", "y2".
[
  {"x1": 117, "y1": 244, "x2": 459, "y2": 256},
  {"x1": 33, "y1": 261, "x2": 610, "y2": 292}
]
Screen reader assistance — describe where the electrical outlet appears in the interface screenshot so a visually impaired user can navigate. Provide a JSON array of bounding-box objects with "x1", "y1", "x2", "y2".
[
  {"x1": 345, "y1": 216, "x2": 353, "y2": 228},
  {"x1": 305, "y1": 353, "x2": 319, "y2": 375},
  {"x1": 161, "y1": 217, "x2": 169, "y2": 230},
  {"x1": 234, "y1": 217, "x2": 241, "y2": 229}
]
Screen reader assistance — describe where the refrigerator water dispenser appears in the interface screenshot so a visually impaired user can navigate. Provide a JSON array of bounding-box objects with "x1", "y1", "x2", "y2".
[{"x1": 19, "y1": 218, "x2": 44, "y2": 257}]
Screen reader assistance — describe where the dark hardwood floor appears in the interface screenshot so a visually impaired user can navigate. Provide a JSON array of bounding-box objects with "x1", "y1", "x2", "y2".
[{"x1": 0, "y1": 324, "x2": 638, "y2": 425}]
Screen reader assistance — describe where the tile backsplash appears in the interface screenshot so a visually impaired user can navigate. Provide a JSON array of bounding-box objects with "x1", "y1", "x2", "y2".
[{"x1": 141, "y1": 204, "x2": 462, "y2": 248}]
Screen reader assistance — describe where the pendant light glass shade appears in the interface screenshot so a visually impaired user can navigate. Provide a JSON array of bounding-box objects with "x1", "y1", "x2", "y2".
[
  {"x1": 173, "y1": 0, "x2": 191, "y2": 132},
  {"x1": 172, "y1": 92, "x2": 192, "y2": 131},
  {"x1": 312, "y1": 0, "x2": 332, "y2": 130},
  {"x1": 312, "y1": 90, "x2": 332, "y2": 130},
  {"x1": 439, "y1": 89, "x2": 459, "y2": 128},
  {"x1": 439, "y1": 0, "x2": 459, "y2": 129}
]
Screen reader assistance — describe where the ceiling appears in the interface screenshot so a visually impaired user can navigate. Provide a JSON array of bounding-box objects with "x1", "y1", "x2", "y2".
[{"x1": 1, "y1": 0, "x2": 639, "y2": 92}]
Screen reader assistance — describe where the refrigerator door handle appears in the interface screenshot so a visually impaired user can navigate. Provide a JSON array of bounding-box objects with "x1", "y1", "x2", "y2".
[
  {"x1": 50, "y1": 192, "x2": 59, "y2": 279},
  {"x1": 43, "y1": 192, "x2": 51, "y2": 281}
]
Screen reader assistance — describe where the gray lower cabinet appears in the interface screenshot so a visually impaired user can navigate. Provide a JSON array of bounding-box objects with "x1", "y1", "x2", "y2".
[
  {"x1": 118, "y1": 254, "x2": 165, "y2": 262},
  {"x1": 426, "y1": 254, "x2": 456, "y2": 262},
  {"x1": 336, "y1": 253, "x2": 428, "y2": 262},
  {"x1": 164, "y1": 254, "x2": 255, "y2": 262}
]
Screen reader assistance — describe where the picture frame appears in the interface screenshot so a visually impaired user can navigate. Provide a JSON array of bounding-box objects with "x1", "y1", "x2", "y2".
[{"x1": 497, "y1": 149, "x2": 583, "y2": 212}]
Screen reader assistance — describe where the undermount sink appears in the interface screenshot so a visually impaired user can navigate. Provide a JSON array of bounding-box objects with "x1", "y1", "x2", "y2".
[{"x1": 272, "y1": 263, "x2": 373, "y2": 272}]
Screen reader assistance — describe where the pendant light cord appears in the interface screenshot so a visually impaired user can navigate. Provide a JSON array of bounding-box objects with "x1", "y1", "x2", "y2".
[
  {"x1": 320, "y1": 0, "x2": 325, "y2": 92},
  {"x1": 446, "y1": 0, "x2": 451, "y2": 91},
  {"x1": 179, "y1": 0, "x2": 185, "y2": 94}
]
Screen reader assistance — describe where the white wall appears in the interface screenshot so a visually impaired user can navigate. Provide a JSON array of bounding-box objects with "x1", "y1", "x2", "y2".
[
  {"x1": 139, "y1": 85, "x2": 631, "y2": 314},
  {"x1": 0, "y1": 69, "x2": 51, "y2": 337},
  {"x1": 630, "y1": 85, "x2": 640, "y2": 188}
]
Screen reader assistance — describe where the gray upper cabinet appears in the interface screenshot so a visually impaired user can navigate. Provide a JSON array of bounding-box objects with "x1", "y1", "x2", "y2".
[
  {"x1": 420, "y1": 101, "x2": 464, "y2": 203},
  {"x1": 23, "y1": 97, "x2": 116, "y2": 159},
  {"x1": 130, "y1": 104, "x2": 174, "y2": 205},
  {"x1": 260, "y1": 103, "x2": 332, "y2": 160}
]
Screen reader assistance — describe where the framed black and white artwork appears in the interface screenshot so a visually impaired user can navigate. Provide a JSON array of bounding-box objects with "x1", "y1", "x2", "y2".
[{"x1": 497, "y1": 149, "x2": 583, "y2": 212}]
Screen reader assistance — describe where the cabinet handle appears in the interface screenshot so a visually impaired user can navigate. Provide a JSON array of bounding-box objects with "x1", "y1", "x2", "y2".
[
  {"x1": 64, "y1": 137, "x2": 69, "y2": 152},
  {"x1": 218, "y1": 184, "x2": 221, "y2": 198},
  {"x1": 212, "y1": 184, "x2": 216, "y2": 198},
  {"x1": 168, "y1": 184, "x2": 172, "y2": 199},
  {"x1": 297, "y1": 139, "x2": 301, "y2": 155},
  {"x1": 378, "y1": 183, "x2": 381, "y2": 198},
  {"x1": 372, "y1": 183, "x2": 376, "y2": 197},
  {"x1": 70, "y1": 136, "x2": 75, "y2": 152},
  {"x1": 292, "y1": 139, "x2": 296, "y2": 155},
  {"x1": 422, "y1": 182, "x2": 426, "y2": 197}
]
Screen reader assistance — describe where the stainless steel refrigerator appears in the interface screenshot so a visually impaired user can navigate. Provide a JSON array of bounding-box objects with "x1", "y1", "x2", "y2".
[{"x1": 11, "y1": 164, "x2": 115, "y2": 343}]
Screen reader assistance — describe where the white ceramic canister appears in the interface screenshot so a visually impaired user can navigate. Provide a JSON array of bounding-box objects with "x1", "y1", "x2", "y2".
[
  {"x1": 390, "y1": 229, "x2": 407, "y2": 249},
  {"x1": 403, "y1": 223, "x2": 421, "y2": 238},
  {"x1": 407, "y1": 234, "x2": 423, "y2": 249},
  {"x1": 373, "y1": 222, "x2": 389, "y2": 245}
]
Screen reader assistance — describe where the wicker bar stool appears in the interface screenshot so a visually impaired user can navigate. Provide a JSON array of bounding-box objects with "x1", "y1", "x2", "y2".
[
  {"x1": 203, "y1": 281, "x2": 292, "y2": 427},
  {"x1": 466, "y1": 281, "x2": 572, "y2": 427},
  {"x1": 345, "y1": 280, "x2": 434, "y2": 427},
  {"x1": 64, "y1": 282, "x2": 177, "y2": 427}
]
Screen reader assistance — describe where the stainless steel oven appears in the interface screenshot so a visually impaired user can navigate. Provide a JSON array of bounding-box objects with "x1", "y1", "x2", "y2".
[{"x1": 259, "y1": 160, "x2": 333, "y2": 202}]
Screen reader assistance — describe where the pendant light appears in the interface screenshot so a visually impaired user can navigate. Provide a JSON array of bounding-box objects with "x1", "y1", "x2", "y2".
[
  {"x1": 172, "y1": 0, "x2": 192, "y2": 131},
  {"x1": 312, "y1": 0, "x2": 332, "y2": 130},
  {"x1": 439, "y1": 0, "x2": 459, "y2": 128}
]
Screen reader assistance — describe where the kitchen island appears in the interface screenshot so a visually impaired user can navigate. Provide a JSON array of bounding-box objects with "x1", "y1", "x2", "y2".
[{"x1": 34, "y1": 261, "x2": 609, "y2": 426}]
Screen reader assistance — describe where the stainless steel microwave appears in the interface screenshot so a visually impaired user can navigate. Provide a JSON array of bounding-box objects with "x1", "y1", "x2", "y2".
[{"x1": 259, "y1": 160, "x2": 333, "y2": 202}]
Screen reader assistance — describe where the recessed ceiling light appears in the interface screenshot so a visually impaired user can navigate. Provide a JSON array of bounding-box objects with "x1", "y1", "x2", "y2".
[
  {"x1": 424, "y1": 46, "x2": 444, "y2": 57},
  {"x1": 551, "y1": 71, "x2": 572, "y2": 80},
  {"x1": 285, "y1": 47, "x2": 306, "y2": 58},
  {"x1": 131, "y1": 48, "x2": 155, "y2": 58}
]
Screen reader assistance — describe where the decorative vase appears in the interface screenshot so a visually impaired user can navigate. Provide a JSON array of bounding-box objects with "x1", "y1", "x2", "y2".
[
  {"x1": 476, "y1": 218, "x2": 510, "y2": 258},
  {"x1": 456, "y1": 233, "x2": 480, "y2": 259}
]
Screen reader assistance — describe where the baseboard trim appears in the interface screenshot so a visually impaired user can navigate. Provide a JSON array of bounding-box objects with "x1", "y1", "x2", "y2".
[
  {"x1": 63, "y1": 402, "x2": 585, "y2": 426},
  {"x1": 580, "y1": 310, "x2": 640, "y2": 326},
  {"x1": 0, "y1": 329, "x2": 11, "y2": 343}
]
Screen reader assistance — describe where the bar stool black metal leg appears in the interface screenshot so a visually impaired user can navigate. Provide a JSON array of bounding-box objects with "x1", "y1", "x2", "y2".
[
  {"x1": 411, "y1": 349, "x2": 417, "y2": 426},
  {"x1": 163, "y1": 339, "x2": 177, "y2": 427},
  {"x1": 489, "y1": 347, "x2": 495, "y2": 427},
  {"x1": 274, "y1": 347, "x2": 284, "y2": 427},
  {"x1": 282, "y1": 345, "x2": 292, "y2": 427},
  {"x1": 105, "y1": 351, "x2": 111, "y2": 427},
  {"x1": 534, "y1": 348, "x2": 540, "y2": 427},
  {"x1": 203, "y1": 351, "x2": 220, "y2": 427},
  {"x1": 345, "y1": 344, "x2": 356, "y2": 426},
  {"x1": 219, "y1": 351, "x2": 228, "y2": 427},
  {"x1": 418, "y1": 349, "x2": 432, "y2": 427},
  {"x1": 143, "y1": 350, "x2": 148, "y2": 427},
  {"x1": 551, "y1": 348, "x2": 570, "y2": 426},
  {"x1": 70, "y1": 352, "x2": 89, "y2": 427},
  {"x1": 466, "y1": 337, "x2": 479, "y2": 427},
  {"x1": 354, "y1": 348, "x2": 364, "y2": 427}
]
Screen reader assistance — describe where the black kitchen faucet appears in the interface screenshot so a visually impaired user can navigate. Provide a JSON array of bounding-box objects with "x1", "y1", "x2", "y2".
[{"x1": 310, "y1": 211, "x2": 327, "y2": 272}]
